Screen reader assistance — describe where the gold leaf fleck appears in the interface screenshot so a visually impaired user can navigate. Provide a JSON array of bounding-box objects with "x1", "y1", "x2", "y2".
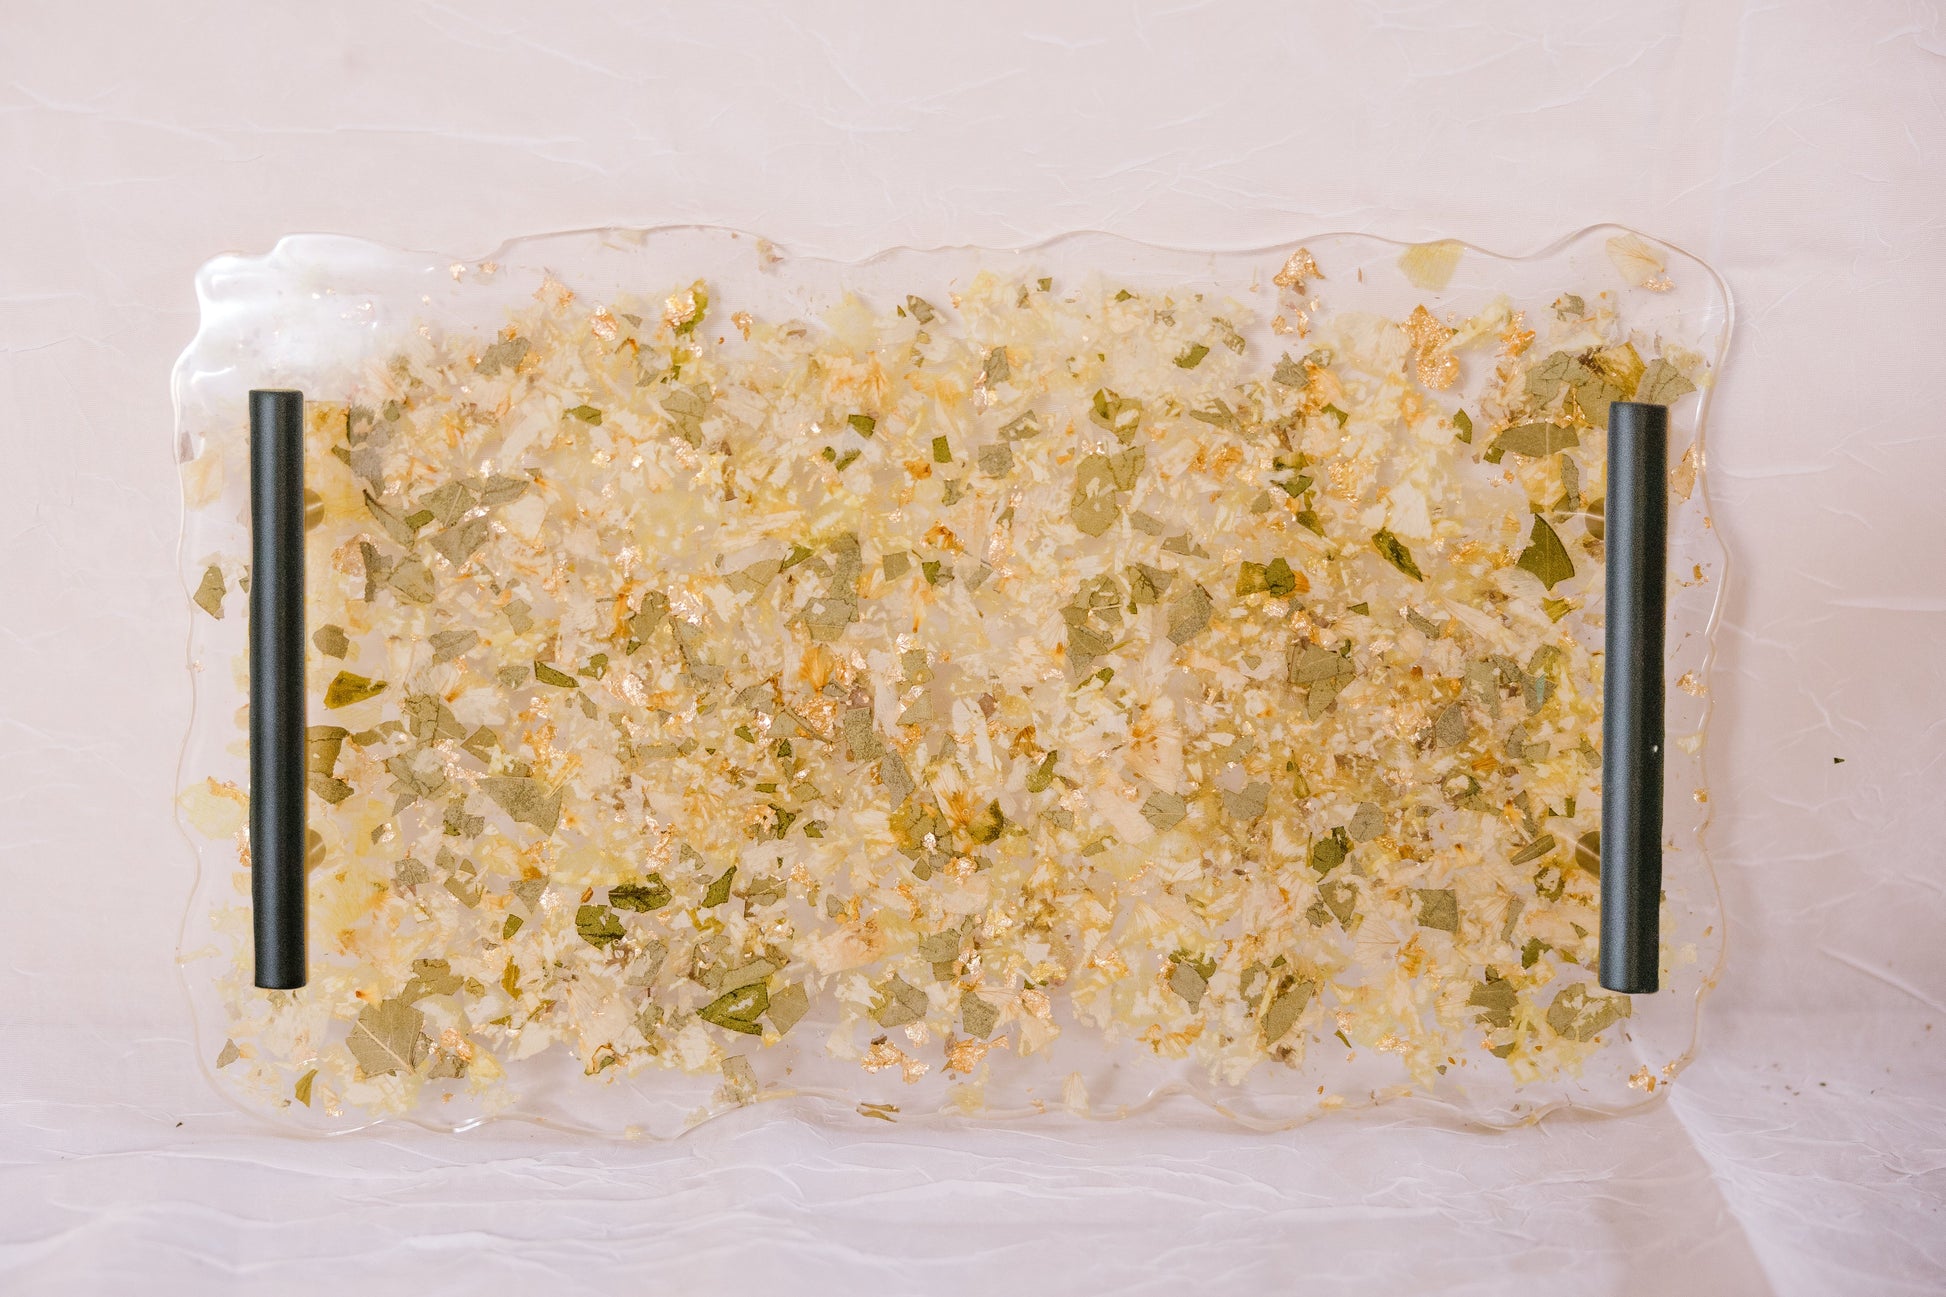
[
  {"x1": 1273, "y1": 247, "x2": 1322, "y2": 293},
  {"x1": 861, "y1": 1037, "x2": 929, "y2": 1083},
  {"x1": 1404, "y1": 305, "x2": 1459, "y2": 390}
]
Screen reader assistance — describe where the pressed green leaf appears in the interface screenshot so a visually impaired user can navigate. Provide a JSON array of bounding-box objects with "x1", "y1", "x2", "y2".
[
  {"x1": 1189, "y1": 400, "x2": 1240, "y2": 431},
  {"x1": 312, "y1": 624, "x2": 349, "y2": 658},
  {"x1": 961, "y1": 993, "x2": 999, "y2": 1039},
  {"x1": 323, "y1": 672, "x2": 388, "y2": 709},
  {"x1": 1489, "y1": 422, "x2": 1579, "y2": 461},
  {"x1": 480, "y1": 776, "x2": 563, "y2": 834},
  {"x1": 999, "y1": 412, "x2": 1043, "y2": 441},
  {"x1": 1221, "y1": 781, "x2": 1269, "y2": 821},
  {"x1": 1263, "y1": 980, "x2": 1315, "y2": 1044},
  {"x1": 1524, "y1": 350, "x2": 1576, "y2": 404},
  {"x1": 1238, "y1": 556, "x2": 1299, "y2": 598},
  {"x1": 1545, "y1": 983, "x2": 1631, "y2": 1041},
  {"x1": 574, "y1": 904, "x2": 625, "y2": 948},
  {"x1": 475, "y1": 336, "x2": 531, "y2": 376},
  {"x1": 430, "y1": 516, "x2": 490, "y2": 566},
  {"x1": 1127, "y1": 562, "x2": 1173, "y2": 608},
  {"x1": 1371, "y1": 529, "x2": 1423, "y2": 581},
  {"x1": 1515, "y1": 514, "x2": 1576, "y2": 590},
  {"x1": 661, "y1": 383, "x2": 711, "y2": 446},
  {"x1": 1413, "y1": 887, "x2": 1460, "y2": 932},
  {"x1": 346, "y1": 998, "x2": 427, "y2": 1076},
  {"x1": 362, "y1": 491, "x2": 417, "y2": 546},
  {"x1": 718, "y1": 959, "x2": 781, "y2": 993},
  {"x1": 610, "y1": 875, "x2": 672, "y2": 911},
  {"x1": 1638, "y1": 358, "x2": 1698, "y2": 406},
  {"x1": 977, "y1": 443, "x2": 1013, "y2": 477},
  {"x1": 1319, "y1": 878, "x2": 1358, "y2": 927},
  {"x1": 1433, "y1": 702, "x2": 1468, "y2": 748},
  {"x1": 1469, "y1": 976, "x2": 1518, "y2": 1028},
  {"x1": 1167, "y1": 584, "x2": 1213, "y2": 645},
  {"x1": 1509, "y1": 834, "x2": 1559, "y2": 866},
  {"x1": 479, "y1": 474, "x2": 530, "y2": 508},
  {"x1": 423, "y1": 628, "x2": 474, "y2": 664},
  {"x1": 967, "y1": 799, "x2": 1006, "y2": 844},
  {"x1": 766, "y1": 982, "x2": 809, "y2": 1034},
  {"x1": 1310, "y1": 827, "x2": 1351, "y2": 875},
  {"x1": 193, "y1": 565, "x2": 226, "y2": 619},
  {"x1": 1089, "y1": 388, "x2": 1142, "y2": 441},
  {"x1": 420, "y1": 481, "x2": 475, "y2": 526},
  {"x1": 982, "y1": 346, "x2": 1010, "y2": 385},
  {"x1": 1070, "y1": 453, "x2": 1123, "y2": 537},
  {"x1": 1168, "y1": 958, "x2": 1210, "y2": 1010},
  {"x1": 387, "y1": 559, "x2": 435, "y2": 603},
  {"x1": 872, "y1": 974, "x2": 930, "y2": 1027},
  {"x1": 700, "y1": 981, "x2": 769, "y2": 1034}
]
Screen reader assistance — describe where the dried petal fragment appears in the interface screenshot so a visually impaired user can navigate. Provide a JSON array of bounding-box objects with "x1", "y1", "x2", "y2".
[
  {"x1": 1399, "y1": 240, "x2": 1463, "y2": 290},
  {"x1": 1606, "y1": 233, "x2": 1673, "y2": 291}
]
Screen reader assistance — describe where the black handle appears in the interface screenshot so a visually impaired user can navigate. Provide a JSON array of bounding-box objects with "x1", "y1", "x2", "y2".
[
  {"x1": 249, "y1": 389, "x2": 308, "y2": 990},
  {"x1": 1598, "y1": 401, "x2": 1667, "y2": 995}
]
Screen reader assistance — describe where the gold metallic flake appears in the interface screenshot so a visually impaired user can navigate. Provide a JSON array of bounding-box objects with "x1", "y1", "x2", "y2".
[{"x1": 1272, "y1": 248, "x2": 1322, "y2": 293}]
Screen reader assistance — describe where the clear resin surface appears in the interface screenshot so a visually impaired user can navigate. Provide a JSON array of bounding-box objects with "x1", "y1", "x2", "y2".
[{"x1": 175, "y1": 226, "x2": 1728, "y2": 1134}]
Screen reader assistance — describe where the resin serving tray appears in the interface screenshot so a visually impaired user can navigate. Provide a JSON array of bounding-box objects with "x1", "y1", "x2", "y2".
[{"x1": 175, "y1": 226, "x2": 1728, "y2": 1135}]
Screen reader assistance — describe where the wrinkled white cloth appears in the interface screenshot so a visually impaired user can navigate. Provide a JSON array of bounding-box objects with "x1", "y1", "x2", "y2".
[{"x1": 1, "y1": 3, "x2": 1941, "y2": 1293}]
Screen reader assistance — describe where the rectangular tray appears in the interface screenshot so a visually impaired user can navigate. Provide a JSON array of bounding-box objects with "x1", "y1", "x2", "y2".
[{"x1": 175, "y1": 225, "x2": 1728, "y2": 1135}]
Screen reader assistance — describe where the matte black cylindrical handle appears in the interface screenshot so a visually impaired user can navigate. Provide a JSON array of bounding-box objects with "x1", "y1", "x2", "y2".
[
  {"x1": 1599, "y1": 401, "x2": 1667, "y2": 995},
  {"x1": 249, "y1": 389, "x2": 308, "y2": 990}
]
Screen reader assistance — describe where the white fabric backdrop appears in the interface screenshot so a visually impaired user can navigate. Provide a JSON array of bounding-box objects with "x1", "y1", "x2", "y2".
[{"x1": 2, "y1": 2, "x2": 1941, "y2": 1292}]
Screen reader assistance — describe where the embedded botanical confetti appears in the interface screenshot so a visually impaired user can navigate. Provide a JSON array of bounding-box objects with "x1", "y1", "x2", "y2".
[{"x1": 178, "y1": 228, "x2": 1726, "y2": 1132}]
